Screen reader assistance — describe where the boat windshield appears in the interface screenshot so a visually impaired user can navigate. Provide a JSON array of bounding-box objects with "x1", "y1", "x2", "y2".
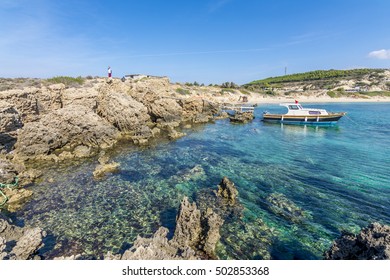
[{"x1": 288, "y1": 105, "x2": 300, "y2": 110}]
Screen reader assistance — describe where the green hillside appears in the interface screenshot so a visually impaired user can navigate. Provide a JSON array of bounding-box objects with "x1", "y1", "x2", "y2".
[{"x1": 246, "y1": 69, "x2": 386, "y2": 86}]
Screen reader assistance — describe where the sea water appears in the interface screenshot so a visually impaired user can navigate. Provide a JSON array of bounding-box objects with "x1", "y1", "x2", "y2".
[{"x1": 9, "y1": 103, "x2": 390, "y2": 259}]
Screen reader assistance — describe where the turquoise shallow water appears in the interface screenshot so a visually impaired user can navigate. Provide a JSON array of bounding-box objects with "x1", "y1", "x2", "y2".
[{"x1": 9, "y1": 102, "x2": 390, "y2": 259}]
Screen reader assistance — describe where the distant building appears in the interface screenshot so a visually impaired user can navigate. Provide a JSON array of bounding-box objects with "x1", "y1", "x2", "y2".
[{"x1": 121, "y1": 74, "x2": 167, "y2": 81}]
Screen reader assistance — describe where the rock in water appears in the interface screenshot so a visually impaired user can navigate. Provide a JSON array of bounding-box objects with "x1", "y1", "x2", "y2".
[
  {"x1": 216, "y1": 177, "x2": 239, "y2": 206},
  {"x1": 325, "y1": 222, "x2": 390, "y2": 260},
  {"x1": 229, "y1": 111, "x2": 254, "y2": 123},
  {"x1": 172, "y1": 197, "x2": 202, "y2": 247}
]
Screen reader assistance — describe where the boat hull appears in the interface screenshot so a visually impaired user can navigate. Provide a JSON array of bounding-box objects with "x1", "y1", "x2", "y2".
[{"x1": 262, "y1": 113, "x2": 345, "y2": 125}]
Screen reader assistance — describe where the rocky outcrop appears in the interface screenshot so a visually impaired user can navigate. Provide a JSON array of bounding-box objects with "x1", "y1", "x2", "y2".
[
  {"x1": 120, "y1": 197, "x2": 223, "y2": 260},
  {"x1": 229, "y1": 111, "x2": 254, "y2": 123},
  {"x1": 325, "y1": 223, "x2": 390, "y2": 260},
  {"x1": 215, "y1": 177, "x2": 239, "y2": 206},
  {"x1": 14, "y1": 105, "x2": 119, "y2": 161},
  {"x1": 0, "y1": 217, "x2": 45, "y2": 260}
]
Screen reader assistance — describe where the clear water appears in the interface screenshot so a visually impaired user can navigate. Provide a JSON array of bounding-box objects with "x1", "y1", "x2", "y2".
[{"x1": 9, "y1": 103, "x2": 390, "y2": 259}]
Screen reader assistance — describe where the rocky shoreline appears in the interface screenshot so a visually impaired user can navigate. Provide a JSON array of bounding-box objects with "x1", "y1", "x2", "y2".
[{"x1": 0, "y1": 77, "x2": 231, "y2": 211}]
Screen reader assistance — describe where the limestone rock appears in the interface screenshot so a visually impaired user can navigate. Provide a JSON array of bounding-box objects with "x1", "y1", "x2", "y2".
[{"x1": 325, "y1": 223, "x2": 390, "y2": 260}]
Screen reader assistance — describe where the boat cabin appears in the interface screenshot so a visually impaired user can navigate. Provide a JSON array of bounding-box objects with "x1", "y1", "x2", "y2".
[{"x1": 280, "y1": 103, "x2": 329, "y2": 116}]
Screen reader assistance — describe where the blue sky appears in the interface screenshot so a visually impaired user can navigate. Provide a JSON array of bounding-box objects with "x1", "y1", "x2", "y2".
[{"x1": 0, "y1": 0, "x2": 389, "y2": 84}]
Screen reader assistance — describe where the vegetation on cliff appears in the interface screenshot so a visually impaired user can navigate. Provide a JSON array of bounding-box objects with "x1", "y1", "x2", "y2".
[{"x1": 246, "y1": 68, "x2": 386, "y2": 86}]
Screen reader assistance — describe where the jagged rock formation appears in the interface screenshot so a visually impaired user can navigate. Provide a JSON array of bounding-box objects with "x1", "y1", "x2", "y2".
[
  {"x1": 0, "y1": 216, "x2": 45, "y2": 260},
  {"x1": 215, "y1": 177, "x2": 239, "y2": 206},
  {"x1": 325, "y1": 222, "x2": 390, "y2": 260},
  {"x1": 119, "y1": 197, "x2": 223, "y2": 260}
]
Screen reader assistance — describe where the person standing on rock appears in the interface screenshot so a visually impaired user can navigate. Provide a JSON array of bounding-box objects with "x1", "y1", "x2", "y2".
[{"x1": 107, "y1": 66, "x2": 112, "y2": 78}]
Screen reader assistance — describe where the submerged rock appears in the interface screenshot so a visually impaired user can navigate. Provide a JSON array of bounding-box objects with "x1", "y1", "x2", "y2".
[
  {"x1": 325, "y1": 222, "x2": 390, "y2": 260},
  {"x1": 266, "y1": 193, "x2": 308, "y2": 223}
]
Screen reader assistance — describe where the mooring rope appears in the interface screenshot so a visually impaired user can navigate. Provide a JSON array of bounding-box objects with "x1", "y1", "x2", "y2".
[{"x1": 0, "y1": 176, "x2": 19, "y2": 207}]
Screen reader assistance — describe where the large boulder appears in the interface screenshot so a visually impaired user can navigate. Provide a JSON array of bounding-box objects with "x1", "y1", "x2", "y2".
[
  {"x1": 14, "y1": 105, "x2": 119, "y2": 160},
  {"x1": 97, "y1": 91, "x2": 151, "y2": 132},
  {"x1": 325, "y1": 222, "x2": 390, "y2": 260}
]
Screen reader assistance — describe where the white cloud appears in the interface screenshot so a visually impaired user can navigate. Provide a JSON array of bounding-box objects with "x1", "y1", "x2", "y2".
[{"x1": 368, "y1": 49, "x2": 390, "y2": 59}]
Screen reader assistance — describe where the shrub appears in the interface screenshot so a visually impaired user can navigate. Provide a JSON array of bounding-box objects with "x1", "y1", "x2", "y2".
[
  {"x1": 46, "y1": 76, "x2": 85, "y2": 87},
  {"x1": 176, "y1": 88, "x2": 190, "y2": 95},
  {"x1": 327, "y1": 91, "x2": 336, "y2": 98}
]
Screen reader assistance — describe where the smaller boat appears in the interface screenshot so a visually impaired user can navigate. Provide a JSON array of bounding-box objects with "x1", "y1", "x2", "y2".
[{"x1": 262, "y1": 101, "x2": 346, "y2": 125}]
